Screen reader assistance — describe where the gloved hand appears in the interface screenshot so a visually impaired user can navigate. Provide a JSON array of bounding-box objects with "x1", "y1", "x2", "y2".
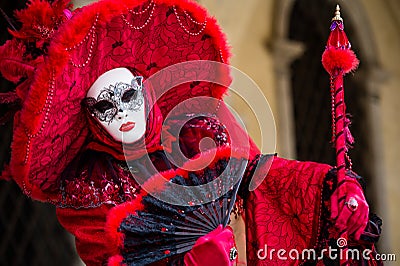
[
  {"x1": 331, "y1": 176, "x2": 369, "y2": 240},
  {"x1": 184, "y1": 225, "x2": 237, "y2": 266}
]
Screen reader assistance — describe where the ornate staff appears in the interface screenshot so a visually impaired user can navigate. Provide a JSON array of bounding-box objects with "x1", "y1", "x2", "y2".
[{"x1": 322, "y1": 5, "x2": 359, "y2": 265}]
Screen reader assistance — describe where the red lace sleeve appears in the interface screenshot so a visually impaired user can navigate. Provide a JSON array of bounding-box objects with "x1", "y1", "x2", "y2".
[{"x1": 244, "y1": 156, "x2": 331, "y2": 265}]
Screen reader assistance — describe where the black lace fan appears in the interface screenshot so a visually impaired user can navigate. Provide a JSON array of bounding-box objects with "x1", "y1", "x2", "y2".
[{"x1": 117, "y1": 157, "x2": 247, "y2": 265}]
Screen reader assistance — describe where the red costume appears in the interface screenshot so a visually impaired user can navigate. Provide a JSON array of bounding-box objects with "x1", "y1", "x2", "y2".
[{"x1": 0, "y1": 0, "x2": 381, "y2": 265}]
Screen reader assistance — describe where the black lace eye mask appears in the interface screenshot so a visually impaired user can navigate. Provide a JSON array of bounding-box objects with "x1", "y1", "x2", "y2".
[{"x1": 83, "y1": 76, "x2": 144, "y2": 123}]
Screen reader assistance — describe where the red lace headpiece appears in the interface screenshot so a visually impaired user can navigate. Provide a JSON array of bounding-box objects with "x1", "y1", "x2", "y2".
[{"x1": 0, "y1": 0, "x2": 236, "y2": 201}]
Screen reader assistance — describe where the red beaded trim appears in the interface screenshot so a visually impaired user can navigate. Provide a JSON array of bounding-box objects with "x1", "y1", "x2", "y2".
[
  {"x1": 121, "y1": 2, "x2": 156, "y2": 30},
  {"x1": 24, "y1": 70, "x2": 56, "y2": 164},
  {"x1": 67, "y1": 13, "x2": 100, "y2": 68},
  {"x1": 172, "y1": 6, "x2": 207, "y2": 36},
  {"x1": 130, "y1": 0, "x2": 154, "y2": 15}
]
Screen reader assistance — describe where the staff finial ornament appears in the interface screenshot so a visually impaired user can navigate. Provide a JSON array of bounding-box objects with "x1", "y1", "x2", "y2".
[{"x1": 332, "y1": 4, "x2": 343, "y2": 22}]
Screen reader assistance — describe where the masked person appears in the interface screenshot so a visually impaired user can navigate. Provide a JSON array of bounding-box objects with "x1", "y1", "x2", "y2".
[{"x1": 0, "y1": 0, "x2": 381, "y2": 265}]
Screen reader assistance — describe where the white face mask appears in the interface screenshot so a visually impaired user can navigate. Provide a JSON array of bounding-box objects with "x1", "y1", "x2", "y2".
[{"x1": 85, "y1": 68, "x2": 146, "y2": 144}]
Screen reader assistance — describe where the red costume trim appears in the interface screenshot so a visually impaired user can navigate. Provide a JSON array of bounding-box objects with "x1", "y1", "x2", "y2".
[
  {"x1": 108, "y1": 255, "x2": 126, "y2": 266},
  {"x1": 105, "y1": 197, "x2": 144, "y2": 251}
]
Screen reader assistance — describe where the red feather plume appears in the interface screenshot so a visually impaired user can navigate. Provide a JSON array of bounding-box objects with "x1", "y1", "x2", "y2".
[
  {"x1": 11, "y1": 0, "x2": 72, "y2": 41},
  {"x1": 322, "y1": 48, "x2": 359, "y2": 75}
]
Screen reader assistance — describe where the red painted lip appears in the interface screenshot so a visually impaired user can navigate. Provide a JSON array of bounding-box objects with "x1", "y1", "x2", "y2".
[{"x1": 119, "y1": 122, "x2": 136, "y2": 132}]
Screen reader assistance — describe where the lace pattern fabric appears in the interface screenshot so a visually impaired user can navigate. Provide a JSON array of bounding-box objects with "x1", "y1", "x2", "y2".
[{"x1": 58, "y1": 159, "x2": 142, "y2": 208}]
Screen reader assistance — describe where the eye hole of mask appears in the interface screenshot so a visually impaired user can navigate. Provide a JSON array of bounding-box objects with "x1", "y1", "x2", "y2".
[
  {"x1": 93, "y1": 100, "x2": 115, "y2": 113},
  {"x1": 121, "y1": 89, "x2": 138, "y2": 103}
]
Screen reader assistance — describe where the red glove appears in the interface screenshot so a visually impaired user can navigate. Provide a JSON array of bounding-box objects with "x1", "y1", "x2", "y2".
[
  {"x1": 184, "y1": 225, "x2": 237, "y2": 266},
  {"x1": 330, "y1": 177, "x2": 369, "y2": 240}
]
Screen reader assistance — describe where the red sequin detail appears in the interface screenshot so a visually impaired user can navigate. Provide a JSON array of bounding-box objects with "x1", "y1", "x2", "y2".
[{"x1": 58, "y1": 161, "x2": 141, "y2": 208}]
